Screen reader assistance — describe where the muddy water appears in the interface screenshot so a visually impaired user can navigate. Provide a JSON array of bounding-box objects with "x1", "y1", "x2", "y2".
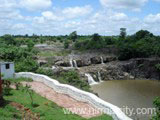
[{"x1": 91, "y1": 80, "x2": 160, "y2": 120}]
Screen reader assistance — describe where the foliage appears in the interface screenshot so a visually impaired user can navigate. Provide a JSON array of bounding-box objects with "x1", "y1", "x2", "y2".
[
  {"x1": 22, "y1": 85, "x2": 34, "y2": 106},
  {"x1": 56, "y1": 70, "x2": 91, "y2": 92},
  {"x1": 0, "y1": 34, "x2": 39, "y2": 72},
  {"x1": 117, "y1": 30, "x2": 160, "y2": 60},
  {"x1": 36, "y1": 68, "x2": 53, "y2": 76},
  {"x1": 15, "y1": 57, "x2": 39, "y2": 72},
  {"x1": 64, "y1": 40, "x2": 70, "y2": 49},
  {"x1": 152, "y1": 97, "x2": 160, "y2": 120},
  {"x1": 1, "y1": 88, "x2": 112, "y2": 120},
  {"x1": 155, "y1": 64, "x2": 160, "y2": 71},
  {"x1": 2, "y1": 80, "x2": 12, "y2": 96},
  {"x1": 120, "y1": 28, "x2": 127, "y2": 39},
  {"x1": 74, "y1": 33, "x2": 110, "y2": 50},
  {"x1": 69, "y1": 31, "x2": 78, "y2": 42}
]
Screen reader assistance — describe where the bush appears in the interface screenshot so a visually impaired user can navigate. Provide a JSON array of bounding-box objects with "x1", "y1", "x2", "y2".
[
  {"x1": 15, "y1": 57, "x2": 39, "y2": 72},
  {"x1": 58, "y1": 70, "x2": 90, "y2": 91},
  {"x1": 64, "y1": 40, "x2": 69, "y2": 49},
  {"x1": 152, "y1": 97, "x2": 160, "y2": 120},
  {"x1": 36, "y1": 68, "x2": 53, "y2": 76}
]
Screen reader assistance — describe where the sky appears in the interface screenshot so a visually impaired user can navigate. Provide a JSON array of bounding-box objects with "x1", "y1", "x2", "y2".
[{"x1": 0, "y1": 0, "x2": 160, "y2": 36}]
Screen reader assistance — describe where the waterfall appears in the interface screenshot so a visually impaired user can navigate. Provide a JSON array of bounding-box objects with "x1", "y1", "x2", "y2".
[
  {"x1": 73, "y1": 60, "x2": 78, "y2": 68},
  {"x1": 100, "y1": 57, "x2": 104, "y2": 64},
  {"x1": 70, "y1": 59, "x2": 74, "y2": 67},
  {"x1": 98, "y1": 71, "x2": 103, "y2": 82},
  {"x1": 70, "y1": 59, "x2": 78, "y2": 68},
  {"x1": 85, "y1": 73, "x2": 98, "y2": 85}
]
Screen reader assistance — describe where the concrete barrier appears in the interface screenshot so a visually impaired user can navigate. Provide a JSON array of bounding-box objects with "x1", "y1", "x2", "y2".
[{"x1": 15, "y1": 72, "x2": 132, "y2": 120}]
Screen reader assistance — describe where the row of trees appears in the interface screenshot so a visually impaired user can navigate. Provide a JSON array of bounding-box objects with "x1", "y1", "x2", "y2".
[{"x1": 70, "y1": 29, "x2": 160, "y2": 61}]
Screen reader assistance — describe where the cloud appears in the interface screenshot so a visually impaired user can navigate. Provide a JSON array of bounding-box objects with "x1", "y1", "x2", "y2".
[
  {"x1": 20, "y1": 0, "x2": 52, "y2": 11},
  {"x1": 144, "y1": 13, "x2": 160, "y2": 23},
  {"x1": 62, "y1": 5, "x2": 93, "y2": 18},
  {"x1": 42, "y1": 11, "x2": 63, "y2": 21},
  {"x1": 99, "y1": 0, "x2": 148, "y2": 11}
]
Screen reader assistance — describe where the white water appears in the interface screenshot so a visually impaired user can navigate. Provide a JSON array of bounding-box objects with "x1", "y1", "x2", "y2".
[
  {"x1": 73, "y1": 60, "x2": 78, "y2": 68},
  {"x1": 98, "y1": 71, "x2": 103, "y2": 82},
  {"x1": 85, "y1": 73, "x2": 98, "y2": 85},
  {"x1": 70, "y1": 59, "x2": 74, "y2": 67},
  {"x1": 100, "y1": 56, "x2": 104, "y2": 64}
]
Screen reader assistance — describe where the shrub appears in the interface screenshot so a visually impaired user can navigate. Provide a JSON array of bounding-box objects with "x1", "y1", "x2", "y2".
[
  {"x1": 152, "y1": 97, "x2": 160, "y2": 120},
  {"x1": 58, "y1": 70, "x2": 90, "y2": 91},
  {"x1": 36, "y1": 68, "x2": 53, "y2": 77},
  {"x1": 15, "y1": 57, "x2": 39, "y2": 72}
]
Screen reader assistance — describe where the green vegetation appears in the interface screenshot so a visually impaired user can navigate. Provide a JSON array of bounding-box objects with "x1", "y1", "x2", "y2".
[
  {"x1": 74, "y1": 33, "x2": 116, "y2": 50},
  {"x1": 55, "y1": 70, "x2": 91, "y2": 92},
  {"x1": 38, "y1": 50, "x2": 71, "y2": 57},
  {"x1": 37, "y1": 69, "x2": 91, "y2": 92},
  {"x1": 73, "y1": 29, "x2": 160, "y2": 61},
  {"x1": 152, "y1": 97, "x2": 160, "y2": 120},
  {"x1": 0, "y1": 34, "x2": 39, "y2": 72},
  {"x1": 0, "y1": 78, "x2": 112, "y2": 120},
  {"x1": 69, "y1": 31, "x2": 78, "y2": 42},
  {"x1": 155, "y1": 64, "x2": 160, "y2": 72},
  {"x1": 117, "y1": 30, "x2": 160, "y2": 60}
]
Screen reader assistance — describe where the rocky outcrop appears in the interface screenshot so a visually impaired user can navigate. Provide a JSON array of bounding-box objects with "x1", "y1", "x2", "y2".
[
  {"x1": 121, "y1": 58, "x2": 160, "y2": 80},
  {"x1": 90, "y1": 57, "x2": 101, "y2": 64},
  {"x1": 76, "y1": 59, "x2": 91, "y2": 67},
  {"x1": 37, "y1": 60, "x2": 47, "y2": 66},
  {"x1": 55, "y1": 61, "x2": 70, "y2": 67},
  {"x1": 104, "y1": 56, "x2": 117, "y2": 63}
]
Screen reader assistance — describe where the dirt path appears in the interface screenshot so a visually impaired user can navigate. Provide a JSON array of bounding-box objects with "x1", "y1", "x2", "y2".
[{"x1": 22, "y1": 82, "x2": 101, "y2": 118}]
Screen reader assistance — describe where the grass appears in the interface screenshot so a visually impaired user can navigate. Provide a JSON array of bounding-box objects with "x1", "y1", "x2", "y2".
[
  {"x1": 38, "y1": 50, "x2": 71, "y2": 57},
  {"x1": 1, "y1": 88, "x2": 113, "y2": 120}
]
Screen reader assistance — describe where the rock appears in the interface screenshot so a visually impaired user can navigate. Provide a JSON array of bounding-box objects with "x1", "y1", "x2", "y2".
[
  {"x1": 37, "y1": 60, "x2": 47, "y2": 66},
  {"x1": 104, "y1": 56, "x2": 117, "y2": 63},
  {"x1": 76, "y1": 60, "x2": 83, "y2": 67},
  {"x1": 55, "y1": 61, "x2": 70, "y2": 67},
  {"x1": 90, "y1": 57, "x2": 101, "y2": 64},
  {"x1": 76, "y1": 59, "x2": 91, "y2": 67}
]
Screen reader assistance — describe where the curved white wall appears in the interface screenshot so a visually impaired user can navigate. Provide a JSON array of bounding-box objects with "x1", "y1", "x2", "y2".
[{"x1": 15, "y1": 72, "x2": 132, "y2": 120}]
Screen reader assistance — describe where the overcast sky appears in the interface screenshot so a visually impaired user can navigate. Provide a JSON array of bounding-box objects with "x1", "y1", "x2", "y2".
[{"x1": 0, "y1": 0, "x2": 160, "y2": 35}]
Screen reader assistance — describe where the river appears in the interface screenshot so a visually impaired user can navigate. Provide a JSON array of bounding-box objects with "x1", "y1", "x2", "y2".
[{"x1": 91, "y1": 80, "x2": 160, "y2": 120}]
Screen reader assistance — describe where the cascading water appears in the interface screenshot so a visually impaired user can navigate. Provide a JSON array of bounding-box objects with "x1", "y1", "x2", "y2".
[
  {"x1": 70, "y1": 59, "x2": 74, "y2": 67},
  {"x1": 73, "y1": 60, "x2": 78, "y2": 68},
  {"x1": 85, "y1": 73, "x2": 98, "y2": 85},
  {"x1": 100, "y1": 57, "x2": 104, "y2": 64},
  {"x1": 98, "y1": 71, "x2": 103, "y2": 82}
]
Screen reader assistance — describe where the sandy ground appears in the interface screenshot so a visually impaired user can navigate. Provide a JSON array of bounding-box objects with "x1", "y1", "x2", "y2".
[{"x1": 22, "y1": 82, "x2": 101, "y2": 118}]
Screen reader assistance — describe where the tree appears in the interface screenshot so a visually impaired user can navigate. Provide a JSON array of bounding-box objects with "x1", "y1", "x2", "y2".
[
  {"x1": 69, "y1": 31, "x2": 77, "y2": 42},
  {"x1": 92, "y1": 33, "x2": 100, "y2": 42},
  {"x1": 2, "y1": 34, "x2": 17, "y2": 45},
  {"x1": 135, "y1": 30, "x2": 153, "y2": 40},
  {"x1": 22, "y1": 85, "x2": 34, "y2": 106},
  {"x1": 64, "y1": 40, "x2": 69, "y2": 49},
  {"x1": 27, "y1": 40, "x2": 35, "y2": 51},
  {"x1": 120, "y1": 28, "x2": 127, "y2": 39}
]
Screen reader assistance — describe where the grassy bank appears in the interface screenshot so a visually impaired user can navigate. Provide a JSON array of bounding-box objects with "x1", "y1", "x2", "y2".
[{"x1": 1, "y1": 83, "x2": 112, "y2": 120}]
